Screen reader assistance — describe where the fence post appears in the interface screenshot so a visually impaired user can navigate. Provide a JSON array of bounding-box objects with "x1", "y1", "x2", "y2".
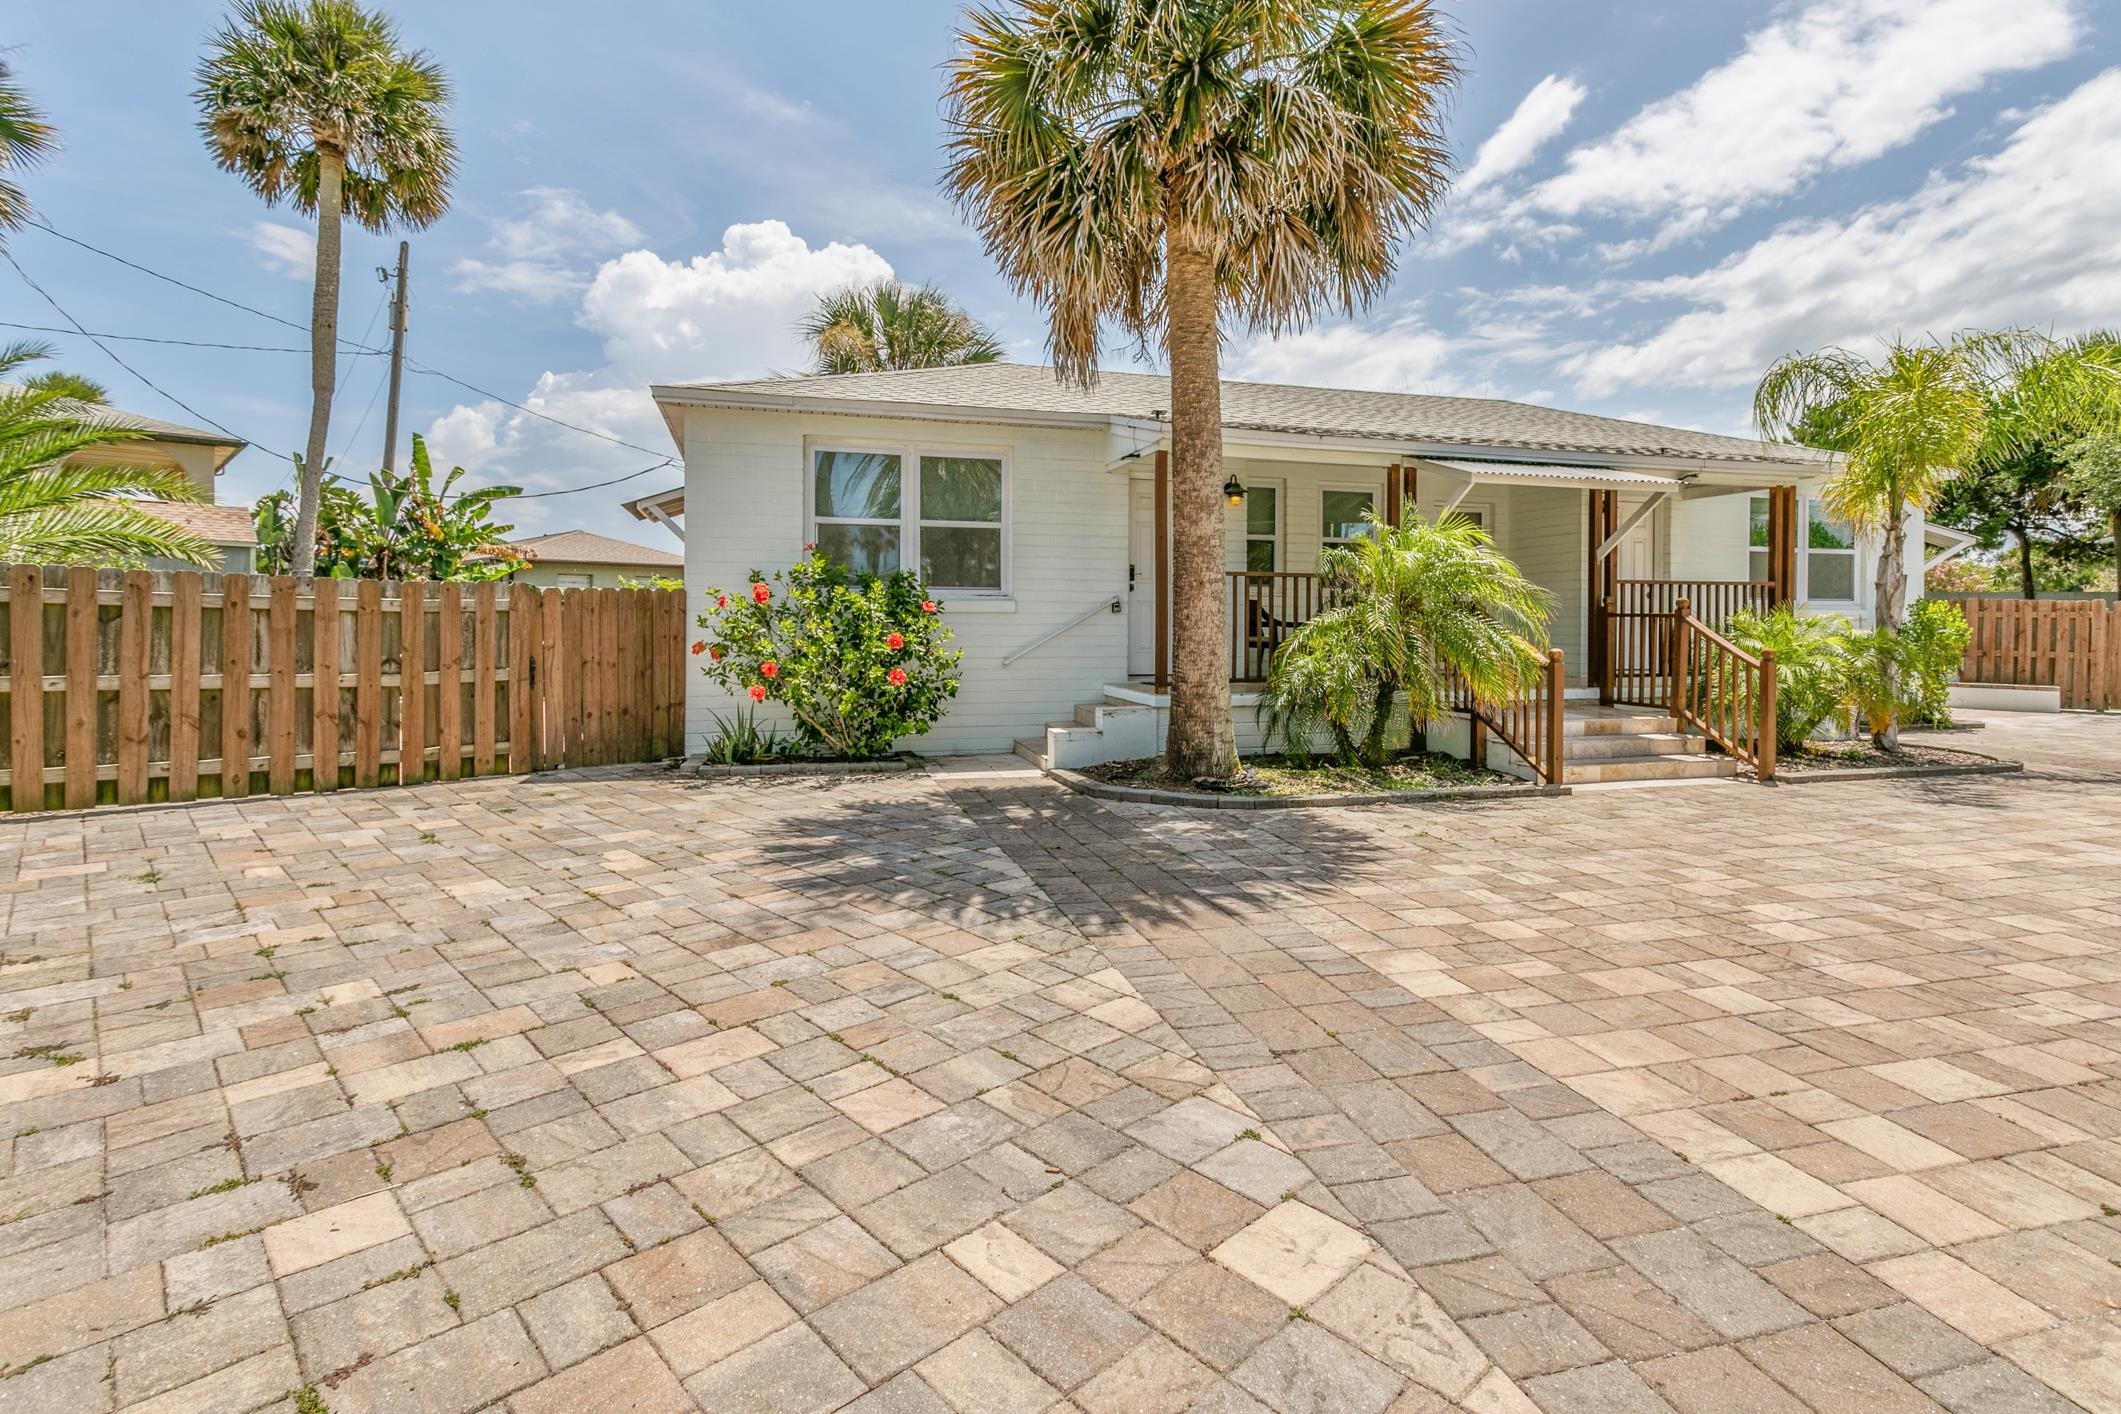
[
  {"x1": 1757, "y1": 648, "x2": 1778, "y2": 783},
  {"x1": 1544, "y1": 649, "x2": 1565, "y2": 785},
  {"x1": 1668, "y1": 598, "x2": 1690, "y2": 722}
]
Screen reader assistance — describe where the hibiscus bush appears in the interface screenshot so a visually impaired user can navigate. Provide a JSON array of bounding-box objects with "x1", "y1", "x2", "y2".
[{"x1": 694, "y1": 549, "x2": 962, "y2": 758}]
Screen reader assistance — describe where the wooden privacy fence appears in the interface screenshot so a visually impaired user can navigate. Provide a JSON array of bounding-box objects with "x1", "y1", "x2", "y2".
[
  {"x1": 0, "y1": 565, "x2": 686, "y2": 813},
  {"x1": 1939, "y1": 596, "x2": 2119, "y2": 710}
]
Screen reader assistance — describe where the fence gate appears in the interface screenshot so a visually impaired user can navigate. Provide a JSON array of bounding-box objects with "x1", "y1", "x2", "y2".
[{"x1": 0, "y1": 565, "x2": 685, "y2": 813}]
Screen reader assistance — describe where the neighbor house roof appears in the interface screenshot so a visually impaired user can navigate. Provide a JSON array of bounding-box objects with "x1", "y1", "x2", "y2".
[
  {"x1": 2, "y1": 385, "x2": 250, "y2": 472},
  {"x1": 652, "y1": 363, "x2": 1833, "y2": 468},
  {"x1": 508, "y1": 530, "x2": 682, "y2": 568},
  {"x1": 131, "y1": 500, "x2": 257, "y2": 545}
]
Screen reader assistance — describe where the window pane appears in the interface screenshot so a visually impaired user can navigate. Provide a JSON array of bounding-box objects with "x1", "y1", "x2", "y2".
[
  {"x1": 816, "y1": 523, "x2": 901, "y2": 578},
  {"x1": 1748, "y1": 550, "x2": 1769, "y2": 583},
  {"x1": 1749, "y1": 497, "x2": 1770, "y2": 548},
  {"x1": 1246, "y1": 538, "x2": 1276, "y2": 572},
  {"x1": 921, "y1": 527, "x2": 1002, "y2": 589},
  {"x1": 1809, "y1": 552, "x2": 1856, "y2": 600},
  {"x1": 920, "y1": 456, "x2": 1002, "y2": 522},
  {"x1": 1807, "y1": 501, "x2": 1854, "y2": 550},
  {"x1": 814, "y1": 450, "x2": 900, "y2": 520},
  {"x1": 1322, "y1": 490, "x2": 1375, "y2": 541},
  {"x1": 1246, "y1": 486, "x2": 1277, "y2": 537}
]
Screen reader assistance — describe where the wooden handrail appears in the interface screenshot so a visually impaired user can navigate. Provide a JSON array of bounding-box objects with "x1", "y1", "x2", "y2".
[
  {"x1": 1446, "y1": 647, "x2": 1566, "y2": 784},
  {"x1": 1226, "y1": 571, "x2": 1335, "y2": 681},
  {"x1": 1665, "y1": 597, "x2": 1778, "y2": 781}
]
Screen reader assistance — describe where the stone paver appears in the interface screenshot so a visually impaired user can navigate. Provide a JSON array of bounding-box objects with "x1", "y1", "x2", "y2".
[{"x1": 0, "y1": 711, "x2": 2115, "y2": 1410}]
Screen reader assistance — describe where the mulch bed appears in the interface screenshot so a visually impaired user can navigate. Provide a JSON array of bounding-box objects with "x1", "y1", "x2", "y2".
[
  {"x1": 1772, "y1": 741, "x2": 2017, "y2": 778},
  {"x1": 1079, "y1": 750, "x2": 1519, "y2": 799}
]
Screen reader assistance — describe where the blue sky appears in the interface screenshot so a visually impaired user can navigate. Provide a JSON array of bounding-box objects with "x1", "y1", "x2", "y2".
[{"x1": 8, "y1": 1, "x2": 2119, "y2": 548}]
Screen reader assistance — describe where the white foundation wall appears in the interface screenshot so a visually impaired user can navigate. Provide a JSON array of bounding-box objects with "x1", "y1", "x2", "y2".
[{"x1": 679, "y1": 407, "x2": 1130, "y2": 755}]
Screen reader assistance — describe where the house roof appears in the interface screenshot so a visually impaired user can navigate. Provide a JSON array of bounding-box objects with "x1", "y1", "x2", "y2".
[
  {"x1": 508, "y1": 529, "x2": 683, "y2": 568},
  {"x1": 3, "y1": 384, "x2": 249, "y2": 470},
  {"x1": 653, "y1": 363, "x2": 1833, "y2": 468},
  {"x1": 623, "y1": 485, "x2": 685, "y2": 522},
  {"x1": 131, "y1": 500, "x2": 258, "y2": 545}
]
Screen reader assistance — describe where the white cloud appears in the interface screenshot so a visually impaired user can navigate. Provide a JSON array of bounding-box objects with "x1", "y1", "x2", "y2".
[
  {"x1": 1530, "y1": 0, "x2": 2079, "y2": 244},
  {"x1": 249, "y1": 221, "x2": 314, "y2": 279},
  {"x1": 424, "y1": 220, "x2": 894, "y2": 532},
  {"x1": 1566, "y1": 68, "x2": 2121, "y2": 396},
  {"x1": 1457, "y1": 76, "x2": 1587, "y2": 198},
  {"x1": 452, "y1": 188, "x2": 646, "y2": 302},
  {"x1": 1227, "y1": 315, "x2": 1464, "y2": 395}
]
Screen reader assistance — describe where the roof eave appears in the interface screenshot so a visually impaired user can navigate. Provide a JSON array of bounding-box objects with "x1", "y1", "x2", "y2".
[{"x1": 650, "y1": 384, "x2": 1113, "y2": 432}]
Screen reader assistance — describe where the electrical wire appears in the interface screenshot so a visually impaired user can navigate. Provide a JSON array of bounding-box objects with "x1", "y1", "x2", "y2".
[{"x1": 0, "y1": 320, "x2": 381, "y2": 354}]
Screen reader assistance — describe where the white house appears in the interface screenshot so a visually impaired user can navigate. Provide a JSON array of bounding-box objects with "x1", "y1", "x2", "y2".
[{"x1": 652, "y1": 364, "x2": 1940, "y2": 781}]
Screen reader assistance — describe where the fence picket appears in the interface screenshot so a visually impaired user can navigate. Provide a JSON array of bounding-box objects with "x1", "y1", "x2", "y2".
[
  {"x1": 399, "y1": 581, "x2": 426, "y2": 785},
  {"x1": 268, "y1": 577, "x2": 298, "y2": 795},
  {"x1": 8, "y1": 566, "x2": 44, "y2": 812},
  {"x1": 312, "y1": 579, "x2": 339, "y2": 791},
  {"x1": 220, "y1": 572, "x2": 251, "y2": 799},
  {"x1": 473, "y1": 584, "x2": 497, "y2": 775},
  {"x1": 117, "y1": 572, "x2": 151, "y2": 806},
  {"x1": 356, "y1": 580, "x2": 384, "y2": 788},
  {"x1": 168, "y1": 573, "x2": 201, "y2": 802}
]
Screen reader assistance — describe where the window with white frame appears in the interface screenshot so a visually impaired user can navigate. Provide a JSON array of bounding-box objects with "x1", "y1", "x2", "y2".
[
  {"x1": 1320, "y1": 488, "x2": 1376, "y2": 552},
  {"x1": 810, "y1": 447, "x2": 1006, "y2": 592},
  {"x1": 1749, "y1": 495, "x2": 1859, "y2": 602},
  {"x1": 1244, "y1": 485, "x2": 1278, "y2": 570}
]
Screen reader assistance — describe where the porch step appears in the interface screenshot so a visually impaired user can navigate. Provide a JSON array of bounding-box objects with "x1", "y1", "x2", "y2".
[
  {"x1": 1563, "y1": 754, "x2": 1740, "y2": 784},
  {"x1": 1012, "y1": 737, "x2": 1051, "y2": 769},
  {"x1": 1561, "y1": 712, "x2": 1677, "y2": 736},
  {"x1": 1563, "y1": 731, "x2": 1699, "y2": 761}
]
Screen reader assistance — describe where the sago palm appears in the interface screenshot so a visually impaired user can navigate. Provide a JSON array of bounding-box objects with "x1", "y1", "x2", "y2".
[
  {"x1": 801, "y1": 281, "x2": 1004, "y2": 375},
  {"x1": 0, "y1": 56, "x2": 57, "y2": 244},
  {"x1": 195, "y1": 0, "x2": 455, "y2": 577},
  {"x1": 1754, "y1": 336, "x2": 1996, "y2": 745},
  {"x1": 945, "y1": 0, "x2": 1459, "y2": 777},
  {"x1": 0, "y1": 343, "x2": 216, "y2": 568},
  {"x1": 1261, "y1": 513, "x2": 1551, "y2": 768}
]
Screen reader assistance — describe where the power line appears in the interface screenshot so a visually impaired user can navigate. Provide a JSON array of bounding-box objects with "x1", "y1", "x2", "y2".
[
  {"x1": 505, "y1": 458, "x2": 677, "y2": 499},
  {"x1": 3, "y1": 250, "x2": 284, "y2": 458},
  {"x1": 0, "y1": 320, "x2": 384, "y2": 355},
  {"x1": 403, "y1": 362, "x2": 678, "y2": 459}
]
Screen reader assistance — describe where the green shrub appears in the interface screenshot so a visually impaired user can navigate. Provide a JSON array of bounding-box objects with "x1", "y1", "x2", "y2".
[
  {"x1": 1725, "y1": 605, "x2": 1852, "y2": 752},
  {"x1": 1897, "y1": 599, "x2": 1971, "y2": 727},
  {"x1": 695, "y1": 550, "x2": 962, "y2": 759},
  {"x1": 699, "y1": 706, "x2": 789, "y2": 765}
]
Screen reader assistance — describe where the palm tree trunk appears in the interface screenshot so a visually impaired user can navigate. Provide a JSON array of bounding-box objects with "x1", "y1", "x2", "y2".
[
  {"x1": 1876, "y1": 498, "x2": 1908, "y2": 750},
  {"x1": 2014, "y1": 518, "x2": 2035, "y2": 599},
  {"x1": 1161, "y1": 231, "x2": 1237, "y2": 778},
  {"x1": 2111, "y1": 508, "x2": 2119, "y2": 602},
  {"x1": 294, "y1": 147, "x2": 346, "y2": 578}
]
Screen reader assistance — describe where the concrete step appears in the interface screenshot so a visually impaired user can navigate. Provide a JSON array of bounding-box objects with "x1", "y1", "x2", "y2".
[
  {"x1": 1564, "y1": 731, "x2": 1703, "y2": 761},
  {"x1": 1562, "y1": 713, "x2": 1678, "y2": 737},
  {"x1": 1012, "y1": 737, "x2": 1050, "y2": 769},
  {"x1": 1563, "y1": 754, "x2": 1740, "y2": 784}
]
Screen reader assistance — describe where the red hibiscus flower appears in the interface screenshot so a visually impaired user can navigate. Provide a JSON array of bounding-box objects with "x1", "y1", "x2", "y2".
[
  {"x1": 709, "y1": 645, "x2": 723, "y2": 662},
  {"x1": 716, "y1": 593, "x2": 729, "y2": 609},
  {"x1": 690, "y1": 640, "x2": 706, "y2": 655},
  {"x1": 921, "y1": 600, "x2": 937, "y2": 613},
  {"x1": 760, "y1": 660, "x2": 778, "y2": 679},
  {"x1": 888, "y1": 667, "x2": 908, "y2": 686},
  {"x1": 748, "y1": 684, "x2": 767, "y2": 702},
  {"x1": 752, "y1": 582, "x2": 772, "y2": 604},
  {"x1": 886, "y1": 632, "x2": 904, "y2": 650}
]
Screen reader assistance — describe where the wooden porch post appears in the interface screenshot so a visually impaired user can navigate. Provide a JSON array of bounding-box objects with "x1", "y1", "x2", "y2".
[
  {"x1": 1153, "y1": 449, "x2": 1170, "y2": 690},
  {"x1": 1767, "y1": 486, "x2": 1797, "y2": 607},
  {"x1": 1543, "y1": 648, "x2": 1565, "y2": 786},
  {"x1": 1384, "y1": 463, "x2": 1402, "y2": 528},
  {"x1": 1668, "y1": 598, "x2": 1691, "y2": 722},
  {"x1": 1589, "y1": 490, "x2": 1619, "y2": 703}
]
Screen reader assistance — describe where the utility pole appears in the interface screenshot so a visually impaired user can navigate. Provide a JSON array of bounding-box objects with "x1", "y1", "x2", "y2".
[{"x1": 379, "y1": 240, "x2": 410, "y2": 472}]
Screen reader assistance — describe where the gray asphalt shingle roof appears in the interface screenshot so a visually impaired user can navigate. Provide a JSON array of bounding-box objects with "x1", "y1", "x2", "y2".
[{"x1": 655, "y1": 363, "x2": 1830, "y2": 467}]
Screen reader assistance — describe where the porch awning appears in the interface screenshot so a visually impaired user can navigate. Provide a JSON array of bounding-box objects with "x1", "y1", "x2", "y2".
[{"x1": 1418, "y1": 458, "x2": 1682, "y2": 489}]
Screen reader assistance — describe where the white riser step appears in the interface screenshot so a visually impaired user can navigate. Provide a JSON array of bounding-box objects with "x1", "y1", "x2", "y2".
[
  {"x1": 1564, "y1": 731, "x2": 1702, "y2": 761},
  {"x1": 1562, "y1": 714, "x2": 1677, "y2": 736},
  {"x1": 1564, "y1": 756, "x2": 1739, "y2": 783}
]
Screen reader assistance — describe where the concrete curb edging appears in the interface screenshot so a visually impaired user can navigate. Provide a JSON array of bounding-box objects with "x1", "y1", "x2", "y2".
[
  {"x1": 1047, "y1": 767, "x2": 1570, "y2": 810},
  {"x1": 691, "y1": 757, "x2": 918, "y2": 779},
  {"x1": 1770, "y1": 756, "x2": 2023, "y2": 785}
]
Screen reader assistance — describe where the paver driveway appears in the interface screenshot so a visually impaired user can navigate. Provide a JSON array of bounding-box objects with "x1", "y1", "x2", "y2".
[{"x1": 0, "y1": 712, "x2": 2117, "y2": 1413}]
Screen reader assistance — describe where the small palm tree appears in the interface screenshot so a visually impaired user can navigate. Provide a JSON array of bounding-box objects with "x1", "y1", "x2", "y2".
[
  {"x1": 800, "y1": 281, "x2": 1003, "y2": 375},
  {"x1": 0, "y1": 57, "x2": 56, "y2": 245},
  {"x1": 23, "y1": 370, "x2": 110, "y2": 403},
  {"x1": 0, "y1": 343, "x2": 216, "y2": 567},
  {"x1": 1754, "y1": 337, "x2": 1998, "y2": 746},
  {"x1": 195, "y1": 0, "x2": 456, "y2": 577},
  {"x1": 945, "y1": 0, "x2": 1459, "y2": 778},
  {"x1": 1262, "y1": 514, "x2": 1551, "y2": 768}
]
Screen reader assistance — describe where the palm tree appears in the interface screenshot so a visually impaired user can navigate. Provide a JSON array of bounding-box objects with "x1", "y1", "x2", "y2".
[
  {"x1": 800, "y1": 281, "x2": 1004, "y2": 375},
  {"x1": 1262, "y1": 513, "x2": 1551, "y2": 767},
  {"x1": 0, "y1": 343, "x2": 216, "y2": 567},
  {"x1": 0, "y1": 56, "x2": 57, "y2": 244},
  {"x1": 23, "y1": 370, "x2": 109, "y2": 404},
  {"x1": 944, "y1": 0, "x2": 1459, "y2": 778},
  {"x1": 1754, "y1": 337, "x2": 1998, "y2": 746},
  {"x1": 195, "y1": 0, "x2": 456, "y2": 578}
]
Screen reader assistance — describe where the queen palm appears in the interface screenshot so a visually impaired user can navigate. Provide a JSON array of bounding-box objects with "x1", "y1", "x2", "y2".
[
  {"x1": 945, "y1": 0, "x2": 1459, "y2": 778},
  {"x1": 195, "y1": 0, "x2": 455, "y2": 577},
  {"x1": 0, "y1": 344, "x2": 216, "y2": 567},
  {"x1": 1754, "y1": 337, "x2": 1997, "y2": 747},
  {"x1": 0, "y1": 56, "x2": 57, "y2": 244},
  {"x1": 801, "y1": 281, "x2": 1004, "y2": 375},
  {"x1": 1261, "y1": 513, "x2": 1551, "y2": 767}
]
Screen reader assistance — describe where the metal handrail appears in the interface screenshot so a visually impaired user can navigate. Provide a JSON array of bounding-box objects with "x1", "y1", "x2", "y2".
[{"x1": 1000, "y1": 595, "x2": 1123, "y2": 667}]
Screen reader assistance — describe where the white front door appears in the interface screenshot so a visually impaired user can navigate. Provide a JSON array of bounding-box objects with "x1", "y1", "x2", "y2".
[
  {"x1": 1128, "y1": 476, "x2": 1158, "y2": 677},
  {"x1": 1618, "y1": 519, "x2": 1654, "y2": 580}
]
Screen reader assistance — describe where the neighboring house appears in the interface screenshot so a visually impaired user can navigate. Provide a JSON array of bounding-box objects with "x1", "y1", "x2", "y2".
[
  {"x1": 130, "y1": 501, "x2": 258, "y2": 574},
  {"x1": 653, "y1": 363, "x2": 1921, "y2": 766},
  {"x1": 622, "y1": 484, "x2": 686, "y2": 542},
  {"x1": 506, "y1": 529, "x2": 683, "y2": 588}
]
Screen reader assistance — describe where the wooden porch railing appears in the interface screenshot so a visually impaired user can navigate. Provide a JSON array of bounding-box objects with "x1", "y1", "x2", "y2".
[
  {"x1": 1227, "y1": 571, "x2": 1332, "y2": 681},
  {"x1": 1611, "y1": 595, "x2": 1777, "y2": 780},
  {"x1": 1613, "y1": 577, "x2": 1776, "y2": 626},
  {"x1": 1447, "y1": 647, "x2": 1567, "y2": 784}
]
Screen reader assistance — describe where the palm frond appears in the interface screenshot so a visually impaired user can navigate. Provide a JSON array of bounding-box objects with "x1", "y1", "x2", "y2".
[{"x1": 0, "y1": 501, "x2": 216, "y2": 569}]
